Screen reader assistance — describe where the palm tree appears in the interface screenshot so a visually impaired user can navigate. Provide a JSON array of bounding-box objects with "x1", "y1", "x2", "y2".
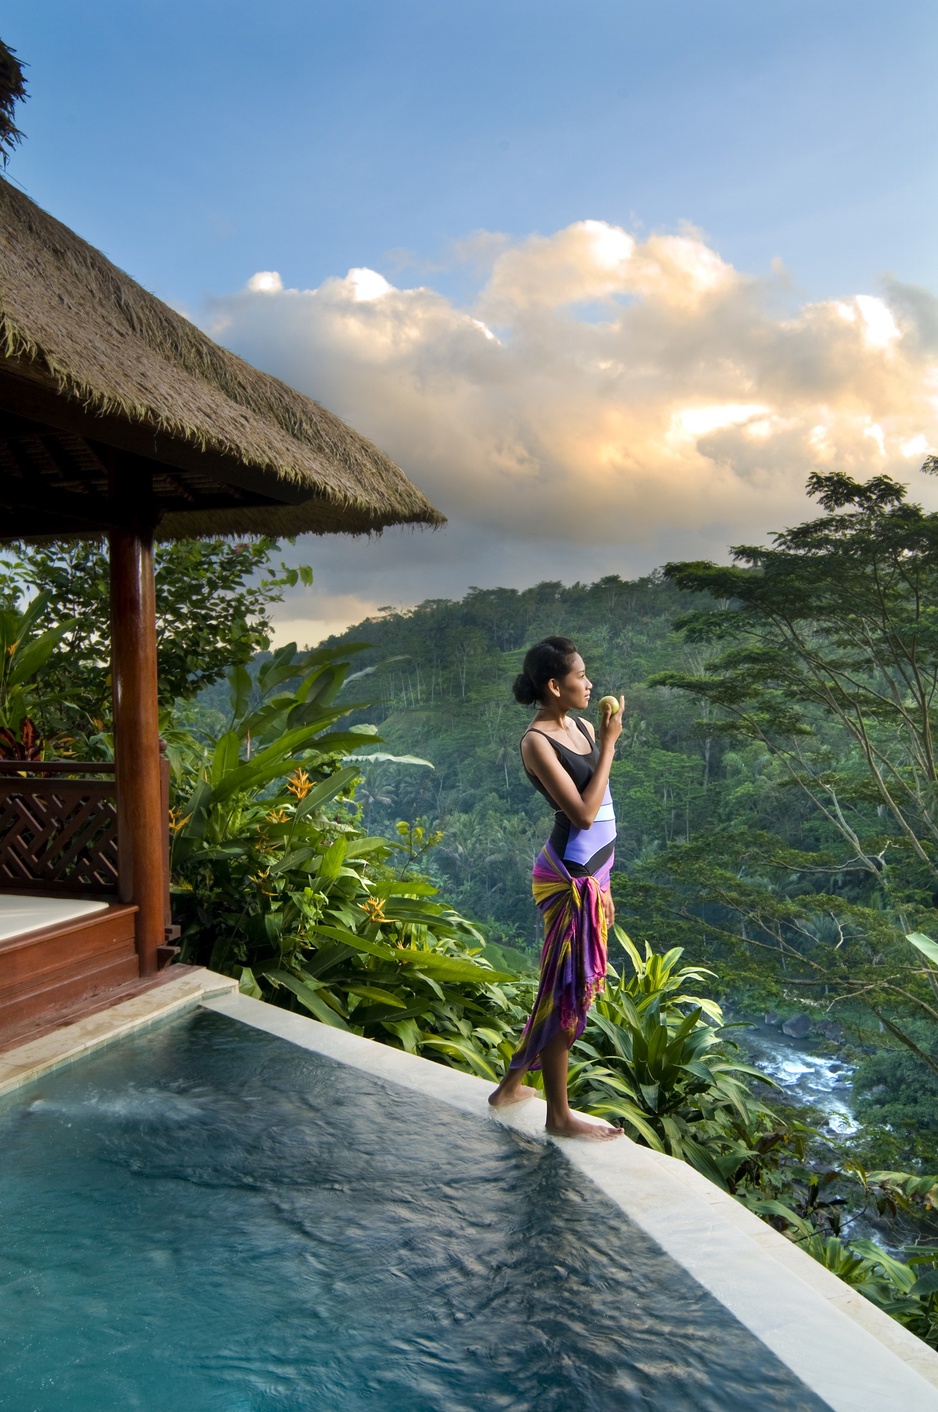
[{"x1": 495, "y1": 744, "x2": 512, "y2": 802}]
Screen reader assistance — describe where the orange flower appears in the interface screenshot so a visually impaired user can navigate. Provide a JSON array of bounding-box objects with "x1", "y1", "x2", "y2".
[
  {"x1": 361, "y1": 896, "x2": 386, "y2": 924},
  {"x1": 249, "y1": 868, "x2": 277, "y2": 897},
  {"x1": 287, "y1": 767, "x2": 312, "y2": 800}
]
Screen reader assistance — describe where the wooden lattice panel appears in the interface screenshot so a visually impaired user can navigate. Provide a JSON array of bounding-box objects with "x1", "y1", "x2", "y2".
[{"x1": 0, "y1": 779, "x2": 119, "y2": 894}]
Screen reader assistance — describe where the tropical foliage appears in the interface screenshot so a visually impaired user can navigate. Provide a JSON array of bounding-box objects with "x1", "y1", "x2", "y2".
[
  {"x1": 751, "y1": 1166, "x2": 938, "y2": 1351},
  {"x1": 0, "y1": 538, "x2": 310, "y2": 736},
  {"x1": 653, "y1": 472, "x2": 938, "y2": 1063},
  {"x1": 318, "y1": 479, "x2": 938, "y2": 1146},
  {"x1": 568, "y1": 929, "x2": 776, "y2": 1190},
  {"x1": 5, "y1": 487, "x2": 938, "y2": 1348},
  {"x1": 169, "y1": 643, "x2": 533, "y2": 1080},
  {"x1": 0, "y1": 591, "x2": 74, "y2": 755}
]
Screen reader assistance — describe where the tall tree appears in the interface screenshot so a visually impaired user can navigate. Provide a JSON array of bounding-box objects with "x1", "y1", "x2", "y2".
[
  {"x1": 657, "y1": 472, "x2": 938, "y2": 891},
  {"x1": 651, "y1": 472, "x2": 938, "y2": 1064},
  {"x1": 0, "y1": 538, "x2": 311, "y2": 736}
]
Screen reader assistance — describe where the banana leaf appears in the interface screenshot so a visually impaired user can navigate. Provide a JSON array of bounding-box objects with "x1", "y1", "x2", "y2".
[
  {"x1": 310, "y1": 922, "x2": 398, "y2": 961},
  {"x1": 739, "y1": 1197, "x2": 813, "y2": 1237},
  {"x1": 264, "y1": 968, "x2": 350, "y2": 1029},
  {"x1": 228, "y1": 662, "x2": 253, "y2": 719},
  {"x1": 353, "y1": 1001, "x2": 432, "y2": 1027},
  {"x1": 907, "y1": 932, "x2": 938, "y2": 967},
  {"x1": 301, "y1": 940, "x2": 356, "y2": 978},
  {"x1": 383, "y1": 1018, "x2": 421, "y2": 1052},
  {"x1": 369, "y1": 880, "x2": 439, "y2": 898},
  {"x1": 293, "y1": 765, "x2": 361, "y2": 819},
  {"x1": 317, "y1": 839, "x2": 347, "y2": 884},
  {"x1": 345, "y1": 984, "x2": 407, "y2": 1008},
  {"x1": 420, "y1": 1037, "x2": 498, "y2": 1080},
  {"x1": 850, "y1": 1239, "x2": 918, "y2": 1293},
  {"x1": 7, "y1": 623, "x2": 76, "y2": 686},
  {"x1": 211, "y1": 720, "x2": 348, "y2": 800},
  {"x1": 398, "y1": 949, "x2": 513, "y2": 983},
  {"x1": 350, "y1": 751, "x2": 434, "y2": 768},
  {"x1": 910, "y1": 1268, "x2": 938, "y2": 1297},
  {"x1": 238, "y1": 966, "x2": 263, "y2": 999}
]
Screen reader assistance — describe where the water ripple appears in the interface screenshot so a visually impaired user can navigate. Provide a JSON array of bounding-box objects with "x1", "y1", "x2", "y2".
[{"x1": 0, "y1": 1011, "x2": 826, "y2": 1411}]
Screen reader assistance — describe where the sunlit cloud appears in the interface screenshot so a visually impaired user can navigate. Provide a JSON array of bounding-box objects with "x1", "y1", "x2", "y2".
[
  {"x1": 245, "y1": 270, "x2": 283, "y2": 293},
  {"x1": 346, "y1": 268, "x2": 393, "y2": 302},
  {"x1": 271, "y1": 594, "x2": 385, "y2": 648},
  {"x1": 669, "y1": 404, "x2": 772, "y2": 443},
  {"x1": 840, "y1": 294, "x2": 902, "y2": 350},
  {"x1": 201, "y1": 219, "x2": 938, "y2": 641}
]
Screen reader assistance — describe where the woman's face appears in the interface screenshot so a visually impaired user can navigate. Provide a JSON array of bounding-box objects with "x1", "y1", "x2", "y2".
[{"x1": 555, "y1": 653, "x2": 592, "y2": 710}]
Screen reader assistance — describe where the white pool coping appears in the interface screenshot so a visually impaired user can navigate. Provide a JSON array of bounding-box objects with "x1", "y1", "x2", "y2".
[
  {"x1": 0, "y1": 967, "x2": 238, "y2": 1096},
  {"x1": 2, "y1": 970, "x2": 938, "y2": 1410},
  {"x1": 204, "y1": 990, "x2": 938, "y2": 1412}
]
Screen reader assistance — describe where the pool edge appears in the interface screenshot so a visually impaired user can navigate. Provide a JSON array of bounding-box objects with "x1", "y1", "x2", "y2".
[
  {"x1": 202, "y1": 988, "x2": 938, "y2": 1412},
  {"x1": 0, "y1": 967, "x2": 238, "y2": 1097},
  {"x1": 4, "y1": 974, "x2": 936, "y2": 1411}
]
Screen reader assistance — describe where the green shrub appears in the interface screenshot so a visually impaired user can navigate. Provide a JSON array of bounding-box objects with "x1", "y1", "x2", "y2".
[
  {"x1": 169, "y1": 645, "x2": 533, "y2": 1080},
  {"x1": 568, "y1": 928, "x2": 782, "y2": 1190}
]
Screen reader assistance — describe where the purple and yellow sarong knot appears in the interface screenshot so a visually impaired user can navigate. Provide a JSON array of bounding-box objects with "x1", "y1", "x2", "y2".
[{"x1": 509, "y1": 841, "x2": 611, "y2": 1072}]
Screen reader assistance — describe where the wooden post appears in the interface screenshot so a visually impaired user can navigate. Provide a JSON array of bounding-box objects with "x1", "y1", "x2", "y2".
[
  {"x1": 109, "y1": 485, "x2": 163, "y2": 976},
  {"x1": 159, "y1": 740, "x2": 173, "y2": 934}
]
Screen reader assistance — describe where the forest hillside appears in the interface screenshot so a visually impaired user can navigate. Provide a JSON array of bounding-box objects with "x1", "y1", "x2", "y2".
[
  {"x1": 321, "y1": 575, "x2": 710, "y2": 955},
  {"x1": 311, "y1": 536, "x2": 938, "y2": 1176},
  {"x1": 196, "y1": 472, "x2": 938, "y2": 1174}
]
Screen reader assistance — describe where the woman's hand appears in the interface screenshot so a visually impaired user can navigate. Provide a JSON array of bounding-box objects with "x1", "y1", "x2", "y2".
[{"x1": 599, "y1": 694, "x2": 625, "y2": 750}]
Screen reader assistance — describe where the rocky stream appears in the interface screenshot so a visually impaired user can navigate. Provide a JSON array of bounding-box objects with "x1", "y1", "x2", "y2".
[{"x1": 737, "y1": 1015, "x2": 858, "y2": 1136}]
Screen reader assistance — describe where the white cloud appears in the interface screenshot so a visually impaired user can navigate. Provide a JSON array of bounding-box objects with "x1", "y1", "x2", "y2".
[
  {"x1": 204, "y1": 221, "x2": 938, "y2": 643},
  {"x1": 855, "y1": 295, "x2": 901, "y2": 349},
  {"x1": 345, "y1": 268, "x2": 393, "y2": 302},
  {"x1": 268, "y1": 593, "x2": 384, "y2": 649},
  {"x1": 246, "y1": 270, "x2": 283, "y2": 293},
  {"x1": 863, "y1": 420, "x2": 887, "y2": 457},
  {"x1": 670, "y1": 404, "x2": 771, "y2": 443}
]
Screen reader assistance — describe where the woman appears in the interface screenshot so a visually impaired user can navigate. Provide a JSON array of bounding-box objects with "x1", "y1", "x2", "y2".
[{"x1": 489, "y1": 636, "x2": 623, "y2": 1139}]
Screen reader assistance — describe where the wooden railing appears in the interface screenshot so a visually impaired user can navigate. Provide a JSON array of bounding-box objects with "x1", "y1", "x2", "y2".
[
  {"x1": 0, "y1": 750, "x2": 172, "y2": 922},
  {"x1": 0, "y1": 760, "x2": 119, "y2": 897}
]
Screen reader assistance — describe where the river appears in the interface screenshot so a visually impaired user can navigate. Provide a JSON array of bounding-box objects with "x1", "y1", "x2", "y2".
[{"x1": 735, "y1": 1021, "x2": 858, "y2": 1136}]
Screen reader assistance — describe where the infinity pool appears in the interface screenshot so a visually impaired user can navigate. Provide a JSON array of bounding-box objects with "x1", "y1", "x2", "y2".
[{"x1": 0, "y1": 1009, "x2": 825, "y2": 1410}]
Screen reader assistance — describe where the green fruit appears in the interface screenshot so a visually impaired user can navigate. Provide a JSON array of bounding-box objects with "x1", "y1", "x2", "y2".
[{"x1": 598, "y1": 695, "x2": 621, "y2": 714}]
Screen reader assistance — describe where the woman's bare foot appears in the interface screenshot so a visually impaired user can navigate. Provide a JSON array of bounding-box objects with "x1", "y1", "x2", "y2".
[
  {"x1": 545, "y1": 1112, "x2": 622, "y2": 1140},
  {"x1": 488, "y1": 1074, "x2": 540, "y2": 1107}
]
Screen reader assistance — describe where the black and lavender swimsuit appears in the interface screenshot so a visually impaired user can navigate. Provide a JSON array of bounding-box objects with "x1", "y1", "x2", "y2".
[
  {"x1": 522, "y1": 718, "x2": 617, "y2": 877},
  {"x1": 508, "y1": 718, "x2": 616, "y2": 1070}
]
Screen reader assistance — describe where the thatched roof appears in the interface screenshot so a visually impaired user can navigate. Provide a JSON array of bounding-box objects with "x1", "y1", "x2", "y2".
[
  {"x1": 0, "y1": 41, "x2": 27, "y2": 167},
  {"x1": 0, "y1": 175, "x2": 444, "y2": 539}
]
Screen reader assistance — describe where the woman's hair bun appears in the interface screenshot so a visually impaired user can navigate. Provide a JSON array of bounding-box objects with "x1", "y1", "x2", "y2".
[
  {"x1": 513, "y1": 636, "x2": 578, "y2": 708},
  {"x1": 512, "y1": 671, "x2": 537, "y2": 706}
]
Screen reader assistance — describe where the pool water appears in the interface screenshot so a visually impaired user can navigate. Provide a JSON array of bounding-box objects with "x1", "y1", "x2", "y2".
[{"x1": 0, "y1": 1009, "x2": 825, "y2": 1411}]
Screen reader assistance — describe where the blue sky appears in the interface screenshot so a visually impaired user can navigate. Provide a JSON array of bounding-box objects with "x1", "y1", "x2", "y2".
[{"x1": 5, "y1": 2, "x2": 938, "y2": 640}]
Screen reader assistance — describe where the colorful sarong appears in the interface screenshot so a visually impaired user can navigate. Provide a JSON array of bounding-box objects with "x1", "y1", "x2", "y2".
[{"x1": 508, "y1": 841, "x2": 612, "y2": 1072}]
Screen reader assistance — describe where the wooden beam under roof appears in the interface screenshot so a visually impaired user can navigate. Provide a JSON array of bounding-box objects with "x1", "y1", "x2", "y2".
[{"x1": 0, "y1": 362, "x2": 311, "y2": 514}]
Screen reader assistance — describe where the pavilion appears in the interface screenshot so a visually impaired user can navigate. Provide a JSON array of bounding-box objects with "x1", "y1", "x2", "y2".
[{"x1": 0, "y1": 62, "x2": 442, "y2": 1039}]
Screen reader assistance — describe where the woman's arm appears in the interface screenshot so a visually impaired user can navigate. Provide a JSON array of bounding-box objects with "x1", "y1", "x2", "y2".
[{"x1": 521, "y1": 699, "x2": 623, "y2": 830}]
